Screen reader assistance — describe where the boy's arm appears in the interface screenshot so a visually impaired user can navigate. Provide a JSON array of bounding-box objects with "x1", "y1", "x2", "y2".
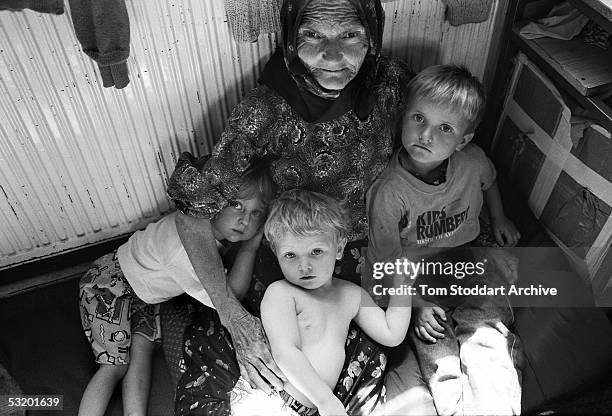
[
  {"x1": 226, "y1": 228, "x2": 263, "y2": 300},
  {"x1": 261, "y1": 283, "x2": 345, "y2": 415},
  {"x1": 483, "y1": 181, "x2": 520, "y2": 247},
  {"x1": 483, "y1": 181, "x2": 504, "y2": 225},
  {"x1": 353, "y1": 276, "x2": 413, "y2": 347}
]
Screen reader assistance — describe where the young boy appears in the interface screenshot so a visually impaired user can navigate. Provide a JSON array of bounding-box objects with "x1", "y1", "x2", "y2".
[
  {"x1": 78, "y1": 161, "x2": 275, "y2": 416},
  {"x1": 366, "y1": 65, "x2": 521, "y2": 415},
  {"x1": 230, "y1": 189, "x2": 412, "y2": 416}
]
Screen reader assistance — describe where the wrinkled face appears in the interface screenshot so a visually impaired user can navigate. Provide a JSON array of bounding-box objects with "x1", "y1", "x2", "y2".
[
  {"x1": 274, "y1": 232, "x2": 346, "y2": 290},
  {"x1": 212, "y1": 197, "x2": 266, "y2": 243},
  {"x1": 401, "y1": 97, "x2": 473, "y2": 174},
  {"x1": 297, "y1": 0, "x2": 369, "y2": 91}
]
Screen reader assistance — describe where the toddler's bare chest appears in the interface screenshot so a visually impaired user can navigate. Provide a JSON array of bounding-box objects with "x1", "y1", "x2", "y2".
[{"x1": 295, "y1": 297, "x2": 353, "y2": 345}]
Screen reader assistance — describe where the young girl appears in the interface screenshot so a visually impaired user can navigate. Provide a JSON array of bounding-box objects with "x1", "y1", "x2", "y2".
[{"x1": 78, "y1": 161, "x2": 275, "y2": 416}]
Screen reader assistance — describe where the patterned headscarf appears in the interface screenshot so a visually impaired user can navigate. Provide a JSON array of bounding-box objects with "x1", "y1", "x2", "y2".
[{"x1": 260, "y1": 0, "x2": 385, "y2": 122}]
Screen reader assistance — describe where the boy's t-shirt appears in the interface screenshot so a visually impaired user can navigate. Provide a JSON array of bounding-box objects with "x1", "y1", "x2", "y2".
[
  {"x1": 366, "y1": 143, "x2": 496, "y2": 264},
  {"x1": 117, "y1": 211, "x2": 226, "y2": 307}
]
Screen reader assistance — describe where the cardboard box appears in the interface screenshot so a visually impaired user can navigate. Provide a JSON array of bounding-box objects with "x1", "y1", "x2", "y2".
[{"x1": 492, "y1": 53, "x2": 612, "y2": 297}]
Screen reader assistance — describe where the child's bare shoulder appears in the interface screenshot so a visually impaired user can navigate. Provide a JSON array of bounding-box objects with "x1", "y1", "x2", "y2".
[
  {"x1": 333, "y1": 278, "x2": 361, "y2": 292},
  {"x1": 264, "y1": 279, "x2": 295, "y2": 296},
  {"x1": 333, "y1": 279, "x2": 364, "y2": 307},
  {"x1": 261, "y1": 280, "x2": 297, "y2": 310}
]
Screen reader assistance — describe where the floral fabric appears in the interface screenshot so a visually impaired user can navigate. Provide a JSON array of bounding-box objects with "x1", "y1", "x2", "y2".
[{"x1": 167, "y1": 57, "x2": 411, "y2": 242}]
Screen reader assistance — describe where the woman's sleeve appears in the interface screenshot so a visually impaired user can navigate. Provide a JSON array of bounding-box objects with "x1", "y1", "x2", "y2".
[
  {"x1": 167, "y1": 88, "x2": 276, "y2": 219},
  {"x1": 377, "y1": 57, "x2": 413, "y2": 105},
  {"x1": 376, "y1": 57, "x2": 414, "y2": 149}
]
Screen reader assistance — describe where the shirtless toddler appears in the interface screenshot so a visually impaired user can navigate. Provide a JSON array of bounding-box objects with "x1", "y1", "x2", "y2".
[{"x1": 235, "y1": 189, "x2": 412, "y2": 416}]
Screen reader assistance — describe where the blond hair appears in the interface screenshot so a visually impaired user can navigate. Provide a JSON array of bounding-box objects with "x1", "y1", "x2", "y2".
[
  {"x1": 405, "y1": 65, "x2": 486, "y2": 130},
  {"x1": 264, "y1": 189, "x2": 349, "y2": 251}
]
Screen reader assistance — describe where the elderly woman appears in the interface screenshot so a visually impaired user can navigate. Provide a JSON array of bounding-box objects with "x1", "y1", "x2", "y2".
[{"x1": 162, "y1": 0, "x2": 428, "y2": 414}]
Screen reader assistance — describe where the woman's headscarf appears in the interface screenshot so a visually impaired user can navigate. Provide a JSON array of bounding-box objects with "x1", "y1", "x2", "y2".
[{"x1": 259, "y1": 0, "x2": 385, "y2": 123}]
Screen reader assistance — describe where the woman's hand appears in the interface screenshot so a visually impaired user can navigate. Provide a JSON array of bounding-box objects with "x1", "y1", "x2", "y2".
[
  {"x1": 414, "y1": 304, "x2": 446, "y2": 343},
  {"x1": 224, "y1": 305, "x2": 287, "y2": 394}
]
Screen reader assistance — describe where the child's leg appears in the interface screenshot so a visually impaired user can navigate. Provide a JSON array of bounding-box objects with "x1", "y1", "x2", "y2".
[
  {"x1": 409, "y1": 316, "x2": 466, "y2": 416},
  {"x1": 383, "y1": 335, "x2": 437, "y2": 416},
  {"x1": 122, "y1": 334, "x2": 156, "y2": 416},
  {"x1": 78, "y1": 251, "x2": 134, "y2": 416},
  {"x1": 78, "y1": 364, "x2": 127, "y2": 416},
  {"x1": 122, "y1": 300, "x2": 161, "y2": 416},
  {"x1": 454, "y1": 292, "x2": 521, "y2": 415}
]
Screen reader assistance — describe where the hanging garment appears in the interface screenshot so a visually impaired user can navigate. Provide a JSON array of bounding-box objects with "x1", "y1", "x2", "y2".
[
  {"x1": 224, "y1": 0, "x2": 281, "y2": 42},
  {"x1": 441, "y1": 0, "x2": 494, "y2": 26},
  {"x1": 68, "y1": 0, "x2": 130, "y2": 89},
  {"x1": 0, "y1": 0, "x2": 63, "y2": 14}
]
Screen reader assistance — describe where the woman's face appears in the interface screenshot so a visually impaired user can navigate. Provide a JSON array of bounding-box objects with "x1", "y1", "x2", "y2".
[{"x1": 297, "y1": 0, "x2": 369, "y2": 91}]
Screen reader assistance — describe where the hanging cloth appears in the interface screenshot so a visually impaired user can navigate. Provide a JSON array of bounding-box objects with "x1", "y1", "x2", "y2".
[
  {"x1": 68, "y1": 0, "x2": 130, "y2": 89},
  {"x1": 441, "y1": 0, "x2": 494, "y2": 26},
  {"x1": 224, "y1": 0, "x2": 281, "y2": 42},
  {"x1": 0, "y1": 0, "x2": 63, "y2": 14}
]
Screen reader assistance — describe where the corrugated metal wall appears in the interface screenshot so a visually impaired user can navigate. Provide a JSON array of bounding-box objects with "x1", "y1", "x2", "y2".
[{"x1": 0, "y1": 0, "x2": 504, "y2": 270}]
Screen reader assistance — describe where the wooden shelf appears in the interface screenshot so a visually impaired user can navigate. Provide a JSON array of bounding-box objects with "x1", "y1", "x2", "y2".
[
  {"x1": 512, "y1": 26, "x2": 612, "y2": 133},
  {"x1": 514, "y1": 25, "x2": 612, "y2": 96}
]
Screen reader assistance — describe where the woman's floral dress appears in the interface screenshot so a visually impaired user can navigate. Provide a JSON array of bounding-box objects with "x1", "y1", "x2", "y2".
[{"x1": 162, "y1": 57, "x2": 412, "y2": 416}]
